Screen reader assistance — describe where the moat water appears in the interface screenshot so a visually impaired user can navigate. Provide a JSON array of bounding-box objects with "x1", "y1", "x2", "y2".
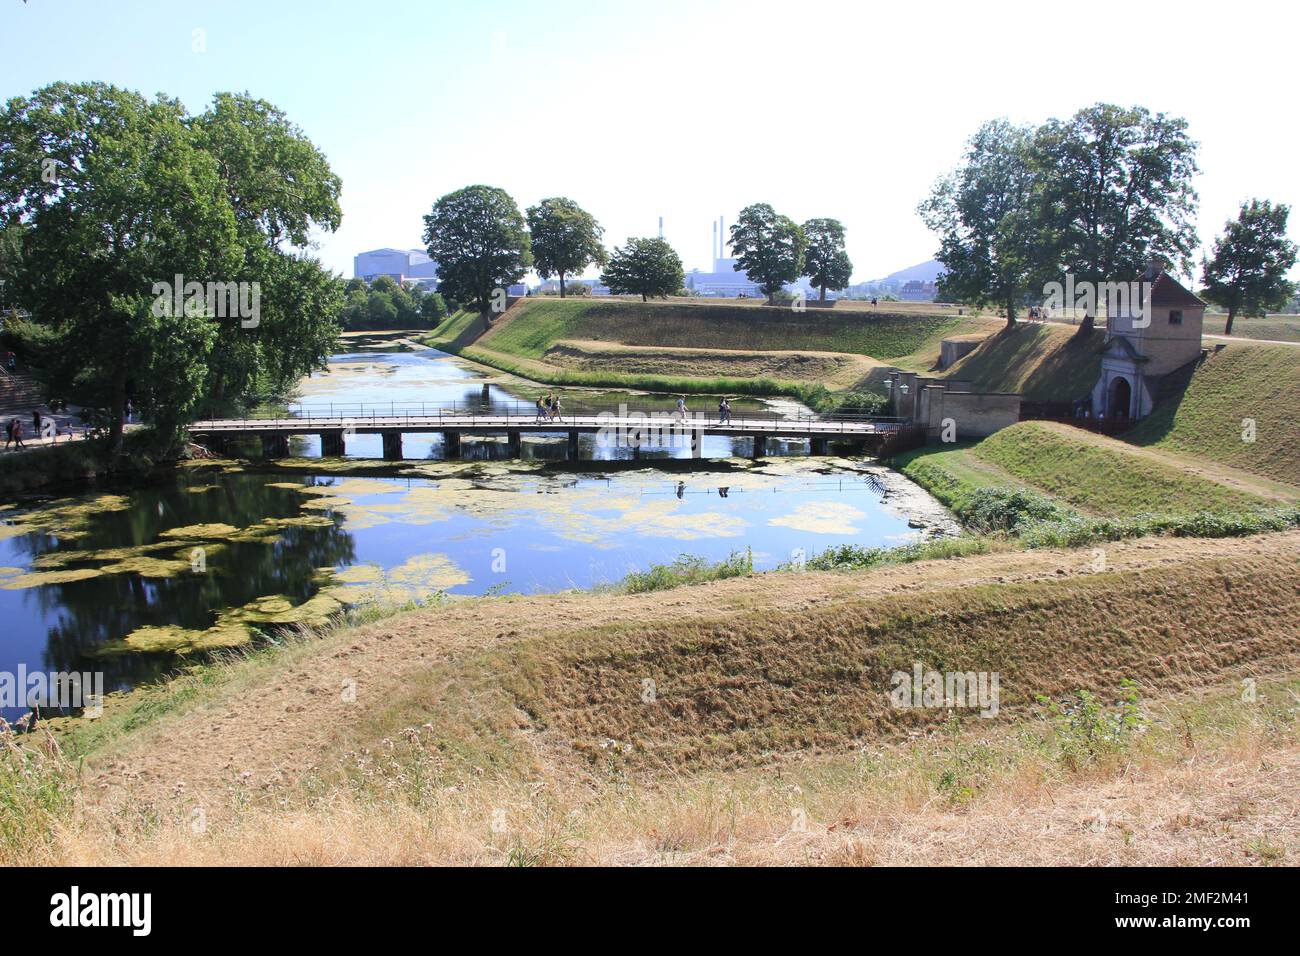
[{"x1": 0, "y1": 345, "x2": 956, "y2": 719}]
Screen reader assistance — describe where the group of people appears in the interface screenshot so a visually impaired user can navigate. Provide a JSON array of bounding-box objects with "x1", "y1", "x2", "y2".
[
  {"x1": 534, "y1": 392, "x2": 563, "y2": 422},
  {"x1": 2, "y1": 408, "x2": 77, "y2": 451},
  {"x1": 673, "y1": 396, "x2": 732, "y2": 423}
]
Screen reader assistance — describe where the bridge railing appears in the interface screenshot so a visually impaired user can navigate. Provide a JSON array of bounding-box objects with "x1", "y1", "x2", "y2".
[{"x1": 196, "y1": 399, "x2": 905, "y2": 430}]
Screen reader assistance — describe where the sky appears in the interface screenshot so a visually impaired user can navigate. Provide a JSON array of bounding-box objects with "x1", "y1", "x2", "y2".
[{"x1": 2, "y1": 0, "x2": 1297, "y2": 283}]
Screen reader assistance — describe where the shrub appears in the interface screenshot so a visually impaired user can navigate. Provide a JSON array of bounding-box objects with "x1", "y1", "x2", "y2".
[
  {"x1": 617, "y1": 549, "x2": 753, "y2": 594},
  {"x1": 956, "y1": 487, "x2": 1074, "y2": 534}
]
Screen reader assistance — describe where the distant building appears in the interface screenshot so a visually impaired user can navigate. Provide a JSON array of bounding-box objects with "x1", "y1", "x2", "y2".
[
  {"x1": 353, "y1": 248, "x2": 440, "y2": 288},
  {"x1": 1090, "y1": 262, "x2": 1207, "y2": 421},
  {"x1": 686, "y1": 256, "x2": 764, "y2": 297},
  {"x1": 535, "y1": 278, "x2": 611, "y2": 296},
  {"x1": 899, "y1": 280, "x2": 939, "y2": 302}
]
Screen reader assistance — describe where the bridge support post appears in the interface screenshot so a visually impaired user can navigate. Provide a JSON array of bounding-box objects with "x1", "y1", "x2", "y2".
[
  {"x1": 261, "y1": 433, "x2": 290, "y2": 459},
  {"x1": 751, "y1": 434, "x2": 768, "y2": 459},
  {"x1": 506, "y1": 430, "x2": 521, "y2": 458},
  {"x1": 381, "y1": 431, "x2": 403, "y2": 461},
  {"x1": 690, "y1": 427, "x2": 703, "y2": 458},
  {"x1": 321, "y1": 430, "x2": 345, "y2": 457},
  {"x1": 810, "y1": 437, "x2": 829, "y2": 456},
  {"x1": 443, "y1": 430, "x2": 461, "y2": 459},
  {"x1": 481, "y1": 383, "x2": 490, "y2": 403},
  {"x1": 567, "y1": 430, "x2": 580, "y2": 460}
]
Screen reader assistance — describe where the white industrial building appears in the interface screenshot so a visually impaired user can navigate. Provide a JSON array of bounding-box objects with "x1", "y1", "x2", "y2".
[{"x1": 353, "y1": 248, "x2": 440, "y2": 288}]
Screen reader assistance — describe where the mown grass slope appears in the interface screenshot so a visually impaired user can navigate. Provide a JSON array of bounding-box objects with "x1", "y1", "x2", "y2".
[
  {"x1": 1127, "y1": 343, "x2": 1300, "y2": 486},
  {"x1": 477, "y1": 298, "x2": 990, "y2": 360},
  {"x1": 939, "y1": 322, "x2": 1105, "y2": 401},
  {"x1": 897, "y1": 420, "x2": 1285, "y2": 519},
  {"x1": 418, "y1": 298, "x2": 1002, "y2": 407}
]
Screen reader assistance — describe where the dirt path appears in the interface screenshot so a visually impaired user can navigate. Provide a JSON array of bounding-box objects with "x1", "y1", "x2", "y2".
[{"x1": 84, "y1": 531, "x2": 1300, "y2": 809}]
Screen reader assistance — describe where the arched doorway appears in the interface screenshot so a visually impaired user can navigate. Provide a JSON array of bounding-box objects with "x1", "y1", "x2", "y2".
[{"x1": 1108, "y1": 376, "x2": 1132, "y2": 420}]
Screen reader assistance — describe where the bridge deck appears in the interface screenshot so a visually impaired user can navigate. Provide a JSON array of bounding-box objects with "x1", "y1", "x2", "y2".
[{"x1": 190, "y1": 414, "x2": 900, "y2": 438}]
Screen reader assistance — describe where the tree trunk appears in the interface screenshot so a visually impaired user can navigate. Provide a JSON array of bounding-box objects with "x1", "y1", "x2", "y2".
[
  {"x1": 108, "y1": 366, "x2": 127, "y2": 458},
  {"x1": 641, "y1": 293, "x2": 647, "y2": 302},
  {"x1": 819, "y1": 284, "x2": 827, "y2": 302},
  {"x1": 1005, "y1": 295, "x2": 1017, "y2": 329},
  {"x1": 1224, "y1": 307, "x2": 1236, "y2": 336},
  {"x1": 559, "y1": 272, "x2": 566, "y2": 299}
]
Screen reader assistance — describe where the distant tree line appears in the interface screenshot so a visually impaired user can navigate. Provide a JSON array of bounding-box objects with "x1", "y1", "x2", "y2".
[
  {"x1": 340, "y1": 276, "x2": 448, "y2": 330},
  {"x1": 420, "y1": 187, "x2": 857, "y2": 312}
]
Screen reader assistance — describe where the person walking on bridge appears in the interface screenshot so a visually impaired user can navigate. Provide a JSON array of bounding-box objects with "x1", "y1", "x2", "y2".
[{"x1": 718, "y1": 397, "x2": 732, "y2": 424}]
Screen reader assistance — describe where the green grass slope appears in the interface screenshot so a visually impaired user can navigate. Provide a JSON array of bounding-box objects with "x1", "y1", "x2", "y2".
[
  {"x1": 476, "y1": 298, "x2": 992, "y2": 363},
  {"x1": 898, "y1": 420, "x2": 1279, "y2": 520},
  {"x1": 940, "y1": 322, "x2": 1105, "y2": 402},
  {"x1": 1126, "y1": 344, "x2": 1300, "y2": 486}
]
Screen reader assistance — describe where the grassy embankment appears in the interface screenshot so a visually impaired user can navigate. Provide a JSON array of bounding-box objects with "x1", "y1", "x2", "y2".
[
  {"x1": 1127, "y1": 343, "x2": 1300, "y2": 487},
  {"x1": 1203, "y1": 313, "x2": 1300, "y2": 342},
  {"x1": 423, "y1": 299, "x2": 1003, "y2": 410},
  {"x1": 9, "y1": 530, "x2": 1300, "y2": 865}
]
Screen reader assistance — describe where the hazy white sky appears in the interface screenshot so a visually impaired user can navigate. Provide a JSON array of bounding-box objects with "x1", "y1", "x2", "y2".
[{"x1": 2, "y1": 0, "x2": 1296, "y2": 281}]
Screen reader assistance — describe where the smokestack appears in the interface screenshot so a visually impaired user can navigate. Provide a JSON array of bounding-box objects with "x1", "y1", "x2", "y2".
[
  {"x1": 719, "y1": 216, "x2": 725, "y2": 259},
  {"x1": 658, "y1": 216, "x2": 663, "y2": 239},
  {"x1": 712, "y1": 221, "x2": 717, "y2": 262}
]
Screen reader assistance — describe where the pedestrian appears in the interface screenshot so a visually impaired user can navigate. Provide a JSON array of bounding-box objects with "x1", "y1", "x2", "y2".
[
  {"x1": 551, "y1": 394, "x2": 563, "y2": 422},
  {"x1": 6, "y1": 417, "x2": 24, "y2": 450},
  {"x1": 32, "y1": 409, "x2": 42, "y2": 440},
  {"x1": 675, "y1": 396, "x2": 687, "y2": 421},
  {"x1": 535, "y1": 396, "x2": 547, "y2": 422},
  {"x1": 718, "y1": 397, "x2": 732, "y2": 424},
  {"x1": 4, "y1": 350, "x2": 15, "y2": 372}
]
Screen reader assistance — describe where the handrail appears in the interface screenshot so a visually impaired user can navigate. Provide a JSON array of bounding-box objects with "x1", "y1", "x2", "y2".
[{"x1": 198, "y1": 399, "x2": 902, "y2": 428}]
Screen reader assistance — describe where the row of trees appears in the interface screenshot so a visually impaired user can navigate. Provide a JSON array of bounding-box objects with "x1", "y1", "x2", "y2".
[
  {"x1": 421, "y1": 186, "x2": 857, "y2": 311},
  {"x1": 921, "y1": 103, "x2": 1296, "y2": 332},
  {"x1": 0, "y1": 82, "x2": 345, "y2": 451},
  {"x1": 340, "y1": 276, "x2": 447, "y2": 330}
]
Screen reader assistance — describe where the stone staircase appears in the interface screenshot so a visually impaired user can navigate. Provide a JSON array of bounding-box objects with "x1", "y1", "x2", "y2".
[{"x1": 0, "y1": 367, "x2": 42, "y2": 418}]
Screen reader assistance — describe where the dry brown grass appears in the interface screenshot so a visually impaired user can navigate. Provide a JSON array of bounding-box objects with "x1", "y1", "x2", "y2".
[{"x1": 15, "y1": 532, "x2": 1297, "y2": 867}]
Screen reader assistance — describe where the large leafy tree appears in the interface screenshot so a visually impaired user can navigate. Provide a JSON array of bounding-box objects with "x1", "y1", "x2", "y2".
[
  {"x1": 0, "y1": 83, "x2": 344, "y2": 452},
  {"x1": 1033, "y1": 103, "x2": 1199, "y2": 283},
  {"x1": 918, "y1": 119, "x2": 1046, "y2": 326},
  {"x1": 423, "y1": 185, "x2": 531, "y2": 315},
  {"x1": 189, "y1": 92, "x2": 344, "y2": 412},
  {"x1": 526, "y1": 197, "x2": 607, "y2": 297},
  {"x1": 599, "y1": 237, "x2": 683, "y2": 301},
  {"x1": 801, "y1": 218, "x2": 853, "y2": 301},
  {"x1": 0, "y1": 82, "x2": 241, "y2": 451},
  {"x1": 729, "y1": 203, "x2": 806, "y2": 304},
  {"x1": 1202, "y1": 200, "x2": 1297, "y2": 335}
]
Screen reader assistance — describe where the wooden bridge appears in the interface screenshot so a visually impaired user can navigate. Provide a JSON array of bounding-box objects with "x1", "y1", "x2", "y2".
[{"x1": 190, "y1": 401, "x2": 918, "y2": 461}]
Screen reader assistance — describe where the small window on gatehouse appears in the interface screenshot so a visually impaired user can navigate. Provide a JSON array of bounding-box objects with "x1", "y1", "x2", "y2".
[{"x1": 1169, "y1": 310, "x2": 1183, "y2": 325}]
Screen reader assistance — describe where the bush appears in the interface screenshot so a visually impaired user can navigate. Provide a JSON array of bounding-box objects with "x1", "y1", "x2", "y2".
[
  {"x1": 1037, "y1": 680, "x2": 1145, "y2": 771},
  {"x1": 617, "y1": 549, "x2": 753, "y2": 594},
  {"x1": 957, "y1": 487, "x2": 1074, "y2": 534}
]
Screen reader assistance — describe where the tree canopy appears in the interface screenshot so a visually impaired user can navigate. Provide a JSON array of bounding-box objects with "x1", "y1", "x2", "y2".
[
  {"x1": 801, "y1": 218, "x2": 853, "y2": 301},
  {"x1": 0, "y1": 83, "x2": 344, "y2": 452},
  {"x1": 525, "y1": 197, "x2": 607, "y2": 297},
  {"x1": 729, "y1": 203, "x2": 806, "y2": 304},
  {"x1": 423, "y1": 185, "x2": 531, "y2": 316},
  {"x1": 921, "y1": 104, "x2": 1202, "y2": 325},
  {"x1": 1202, "y1": 199, "x2": 1297, "y2": 335},
  {"x1": 919, "y1": 119, "x2": 1045, "y2": 325},
  {"x1": 599, "y1": 237, "x2": 684, "y2": 301}
]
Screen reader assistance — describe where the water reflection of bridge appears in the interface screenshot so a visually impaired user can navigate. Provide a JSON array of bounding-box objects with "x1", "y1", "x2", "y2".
[{"x1": 190, "y1": 401, "x2": 920, "y2": 461}]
